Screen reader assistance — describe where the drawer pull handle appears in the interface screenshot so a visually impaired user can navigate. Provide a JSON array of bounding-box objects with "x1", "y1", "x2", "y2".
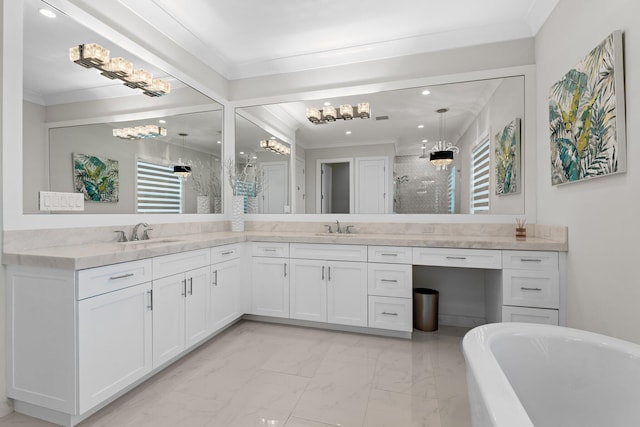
[
  {"x1": 520, "y1": 258, "x2": 542, "y2": 263},
  {"x1": 221, "y1": 251, "x2": 234, "y2": 255},
  {"x1": 381, "y1": 253, "x2": 399, "y2": 257},
  {"x1": 521, "y1": 287, "x2": 543, "y2": 291},
  {"x1": 263, "y1": 248, "x2": 277, "y2": 252},
  {"x1": 328, "y1": 266, "x2": 331, "y2": 281},
  {"x1": 213, "y1": 270, "x2": 218, "y2": 286},
  {"x1": 109, "y1": 273, "x2": 134, "y2": 280},
  {"x1": 182, "y1": 279, "x2": 187, "y2": 297},
  {"x1": 446, "y1": 256, "x2": 467, "y2": 260},
  {"x1": 381, "y1": 279, "x2": 398, "y2": 283},
  {"x1": 189, "y1": 277, "x2": 193, "y2": 295},
  {"x1": 147, "y1": 290, "x2": 153, "y2": 311},
  {"x1": 382, "y1": 311, "x2": 398, "y2": 316},
  {"x1": 322, "y1": 265, "x2": 325, "y2": 280},
  {"x1": 284, "y1": 263, "x2": 287, "y2": 278}
]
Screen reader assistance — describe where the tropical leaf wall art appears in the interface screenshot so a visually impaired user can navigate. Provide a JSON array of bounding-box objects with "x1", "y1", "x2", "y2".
[
  {"x1": 73, "y1": 153, "x2": 119, "y2": 202},
  {"x1": 549, "y1": 30, "x2": 626, "y2": 185},
  {"x1": 494, "y1": 118, "x2": 521, "y2": 195}
]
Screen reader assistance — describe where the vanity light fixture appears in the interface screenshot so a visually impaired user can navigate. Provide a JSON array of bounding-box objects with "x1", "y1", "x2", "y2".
[
  {"x1": 173, "y1": 133, "x2": 192, "y2": 178},
  {"x1": 260, "y1": 139, "x2": 291, "y2": 155},
  {"x1": 306, "y1": 102, "x2": 370, "y2": 124},
  {"x1": 113, "y1": 124, "x2": 167, "y2": 140},
  {"x1": 69, "y1": 43, "x2": 171, "y2": 97},
  {"x1": 429, "y1": 108, "x2": 459, "y2": 171}
]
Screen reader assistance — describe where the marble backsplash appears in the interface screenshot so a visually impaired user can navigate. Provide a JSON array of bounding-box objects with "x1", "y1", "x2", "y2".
[{"x1": 3, "y1": 220, "x2": 567, "y2": 253}]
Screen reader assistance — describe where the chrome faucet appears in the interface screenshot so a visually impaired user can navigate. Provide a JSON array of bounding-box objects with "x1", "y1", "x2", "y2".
[
  {"x1": 335, "y1": 220, "x2": 342, "y2": 234},
  {"x1": 131, "y1": 222, "x2": 149, "y2": 241}
]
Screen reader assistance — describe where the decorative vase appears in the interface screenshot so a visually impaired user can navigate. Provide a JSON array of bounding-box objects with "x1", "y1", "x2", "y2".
[
  {"x1": 231, "y1": 195, "x2": 245, "y2": 232},
  {"x1": 213, "y1": 197, "x2": 222, "y2": 214},
  {"x1": 196, "y1": 195, "x2": 210, "y2": 214}
]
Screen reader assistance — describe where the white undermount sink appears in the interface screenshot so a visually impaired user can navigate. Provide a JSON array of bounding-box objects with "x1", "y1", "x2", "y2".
[
  {"x1": 313, "y1": 233, "x2": 355, "y2": 237},
  {"x1": 118, "y1": 238, "x2": 183, "y2": 246}
]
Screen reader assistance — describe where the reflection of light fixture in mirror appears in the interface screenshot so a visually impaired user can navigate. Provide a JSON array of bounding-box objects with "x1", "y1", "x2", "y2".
[
  {"x1": 306, "y1": 102, "x2": 370, "y2": 124},
  {"x1": 260, "y1": 139, "x2": 290, "y2": 155},
  {"x1": 69, "y1": 43, "x2": 170, "y2": 97},
  {"x1": 113, "y1": 124, "x2": 167, "y2": 140},
  {"x1": 429, "y1": 108, "x2": 459, "y2": 171},
  {"x1": 173, "y1": 133, "x2": 192, "y2": 178}
]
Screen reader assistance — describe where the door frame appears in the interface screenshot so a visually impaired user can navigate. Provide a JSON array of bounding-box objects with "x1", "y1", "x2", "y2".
[{"x1": 315, "y1": 157, "x2": 354, "y2": 214}]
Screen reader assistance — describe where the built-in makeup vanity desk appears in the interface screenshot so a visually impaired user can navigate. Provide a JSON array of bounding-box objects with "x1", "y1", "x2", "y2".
[{"x1": 3, "y1": 223, "x2": 567, "y2": 426}]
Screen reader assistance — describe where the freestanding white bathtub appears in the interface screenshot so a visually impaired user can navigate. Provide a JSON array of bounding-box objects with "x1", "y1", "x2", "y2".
[{"x1": 462, "y1": 323, "x2": 640, "y2": 427}]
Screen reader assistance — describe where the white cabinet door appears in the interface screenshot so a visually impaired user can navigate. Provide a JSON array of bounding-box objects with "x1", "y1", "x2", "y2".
[
  {"x1": 78, "y1": 282, "x2": 152, "y2": 413},
  {"x1": 327, "y1": 261, "x2": 368, "y2": 327},
  {"x1": 184, "y1": 266, "x2": 211, "y2": 349},
  {"x1": 152, "y1": 273, "x2": 186, "y2": 368},
  {"x1": 355, "y1": 157, "x2": 388, "y2": 213},
  {"x1": 211, "y1": 258, "x2": 241, "y2": 332},
  {"x1": 251, "y1": 257, "x2": 290, "y2": 318},
  {"x1": 290, "y1": 259, "x2": 327, "y2": 322}
]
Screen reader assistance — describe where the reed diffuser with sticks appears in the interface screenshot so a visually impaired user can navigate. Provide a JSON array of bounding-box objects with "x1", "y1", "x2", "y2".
[{"x1": 515, "y1": 218, "x2": 526, "y2": 240}]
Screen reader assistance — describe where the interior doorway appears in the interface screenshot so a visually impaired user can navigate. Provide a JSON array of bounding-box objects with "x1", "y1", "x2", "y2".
[{"x1": 316, "y1": 158, "x2": 354, "y2": 214}]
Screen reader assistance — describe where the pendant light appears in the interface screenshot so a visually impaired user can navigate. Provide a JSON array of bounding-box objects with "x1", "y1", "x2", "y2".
[{"x1": 429, "y1": 108, "x2": 459, "y2": 171}]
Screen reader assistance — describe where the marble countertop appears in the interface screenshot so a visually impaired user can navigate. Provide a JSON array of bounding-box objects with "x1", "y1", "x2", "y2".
[{"x1": 3, "y1": 230, "x2": 567, "y2": 270}]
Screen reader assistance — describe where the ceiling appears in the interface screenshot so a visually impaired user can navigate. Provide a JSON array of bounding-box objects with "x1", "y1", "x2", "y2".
[{"x1": 118, "y1": 0, "x2": 559, "y2": 80}]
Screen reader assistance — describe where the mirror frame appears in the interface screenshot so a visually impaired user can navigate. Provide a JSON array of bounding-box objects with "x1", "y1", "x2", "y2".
[
  {"x1": 230, "y1": 65, "x2": 537, "y2": 224},
  {"x1": 3, "y1": 0, "x2": 230, "y2": 231}
]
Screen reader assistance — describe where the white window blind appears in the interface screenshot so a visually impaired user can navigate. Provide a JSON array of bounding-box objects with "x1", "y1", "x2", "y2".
[
  {"x1": 471, "y1": 138, "x2": 490, "y2": 214},
  {"x1": 136, "y1": 160, "x2": 182, "y2": 213}
]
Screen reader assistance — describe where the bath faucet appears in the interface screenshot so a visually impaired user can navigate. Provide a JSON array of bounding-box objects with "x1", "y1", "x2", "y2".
[
  {"x1": 335, "y1": 220, "x2": 342, "y2": 234},
  {"x1": 131, "y1": 222, "x2": 149, "y2": 241}
]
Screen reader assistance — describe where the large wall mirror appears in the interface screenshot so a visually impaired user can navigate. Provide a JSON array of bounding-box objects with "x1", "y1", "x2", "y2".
[
  {"x1": 22, "y1": 0, "x2": 223, "y2": 215},
  {"x1": 236, "y1": 75, "x2": 525, "y2": 216}
]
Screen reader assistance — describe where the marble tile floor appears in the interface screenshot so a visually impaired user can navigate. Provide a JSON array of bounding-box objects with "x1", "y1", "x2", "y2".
[{"x1": 0, "y1": 321, "x2": 472, "y2": 427}]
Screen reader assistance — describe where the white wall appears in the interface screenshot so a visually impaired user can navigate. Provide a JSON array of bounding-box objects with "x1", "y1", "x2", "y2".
[{"x1": 535, "y1": 0, "x2": 640, "y2": 342}]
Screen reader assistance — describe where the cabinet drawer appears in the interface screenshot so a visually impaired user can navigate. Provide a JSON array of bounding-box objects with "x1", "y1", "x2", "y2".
[
  {"x1": 290, "y1": 243, "x2": 367, "y2": 262},
  {"x1": 502, "y1": 250, "x2": 558, "y2": 270},
  {"x1": 211, "y1": 243, "x2": 241, "y2": 264},
  {"x1": 368, "y1": 246, "x2": 413, "y2": 264},
  {"x1": 367, "y1": 264, "x2": 412, "y2": 298},
  {"x1": 152, "y1": 248, "x2": 211, "y2": 279},
  {"x1": 77, "y1": 259, "x2": 153, "y2": 300},
  {"x1": 412, "y1": 248, "x2": 501, "y2": 269},
  {"x1": 502, "y1": 306, "x2": 559, "y2": 325},
  {"x1": 368, "y1": 296, "x2": 412, "y2": 332},
  {"x1": 252, "y1": 242, "x2": 290, "y2": 258},
  {"x1": 503, "y1": 269, "x2": 559, "y2": 309}
]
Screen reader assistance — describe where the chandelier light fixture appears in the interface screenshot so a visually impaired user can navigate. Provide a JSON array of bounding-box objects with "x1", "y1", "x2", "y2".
[
  {"x1": 429, "y1": 108, "x2": 459, "y2": 171},
  {"x1": 69, "y1": 43, "x2": 171, "y2": 97},
  {"x1": 173, "y1": 133, "x2": 192, "y2": 178},
  {"x1": 306, "y1": 102, "x2": 370, "y2": 124},
  {"x1": 113, "y1": 124, "x2": 167, "y2": 140},
  {"x1": 260, "y1": 138, "x2": 291, "y2": 155}
]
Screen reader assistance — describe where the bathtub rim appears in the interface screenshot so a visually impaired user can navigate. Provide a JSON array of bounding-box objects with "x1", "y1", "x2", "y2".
[{"x1": 462, "y1": 322, "x2": 640, "y2": 427}]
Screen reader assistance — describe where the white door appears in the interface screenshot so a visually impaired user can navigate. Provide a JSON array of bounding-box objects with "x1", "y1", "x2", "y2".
[
  {"x1": 251, "y1": 257, "x2": 290, "y2": 318},
  {"x1": 78, "y1": 282, "x2": 153, "y2": 413},
  {"x1": 321, "y1": 163, "x2": 332, "y2": 214},
  {"x1": 184, "y1": 266, "x2": 211, "y2": 349},
  {"x1": 290, "y1": 259, "x2": 327, "y2": 322},
  {"x1": 152, "y1": 273, "x2": 186, "y2": 368},
  {"x1": 295, "y1": 157, "x2": 306, "y2": 214},
  {"x1": 327, "y1": 261, "x2": 368, "y2": 327},
  {"x1": 210, "y1": 258, "x2": 241, "y2": 332},
  {"x1": 261, "y1": 161, "x2": 288, "y2": 214},
  {"x1": 356, "y1": 157, "x2": 388, "y2": 213}
]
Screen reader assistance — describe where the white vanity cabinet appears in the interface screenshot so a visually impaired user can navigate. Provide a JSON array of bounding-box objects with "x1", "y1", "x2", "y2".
[
  {"x1": 210, "y1": 244, "x2": 242, "y2": 333},
  {"x1": 290, "y1": 243, "x2": 368, "y2": 327},
  {"x1": 501, "y1": 250, "x2": 560, "y2": 325},
  {"x1": 251, "y1": 242, "x2": 290, "y2": 318},
  {"x1": 7, "y1": 259, "x2": 154, "y2": 422},
  {"x1": 367, "y1": 246, "x2": 413, "y2": 332},
  {"x1": 152, "y1": 249, "x2": 211, "y2": 368}
]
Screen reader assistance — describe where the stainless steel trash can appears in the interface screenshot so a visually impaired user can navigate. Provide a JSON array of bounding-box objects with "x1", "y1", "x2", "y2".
[{"x1": 414, "y1": 288, "x2": 439, "y2": 331}]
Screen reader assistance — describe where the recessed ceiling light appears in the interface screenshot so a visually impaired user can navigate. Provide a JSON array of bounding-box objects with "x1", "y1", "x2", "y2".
[
  {"x1": 418, "y1": 125, "x2": 424, "y2": 129},
  {"x1": 39, "y1": 8, "x2": 57, "y2": 18},
  {"x1": 422, "y1": 139, "x2": 428, "y2": 143},
  {"x1": 323, "y1": 102, "x2": 331, "y2": 106},
  {"x1": 216, "y1": 140, "x2": 221, "y2": 144},
  {"x1": 239, "y1": 151, "x2": 245, "y2": 155},
  {"x1": 421, "y1": 90, "x2": 431, "y2": 96},
  {"x1": 158, "y1": 119, "x2": 166, "y2": 124},
  {"x1": 345, "y1": 131, "x2": 352, "y2": 135},
  {"x1": 270, "y1": 136, "x2": 276, "y2": 139},
  {"x1": 252, "y1": 156, "x2": 257, "y2": 160}
]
